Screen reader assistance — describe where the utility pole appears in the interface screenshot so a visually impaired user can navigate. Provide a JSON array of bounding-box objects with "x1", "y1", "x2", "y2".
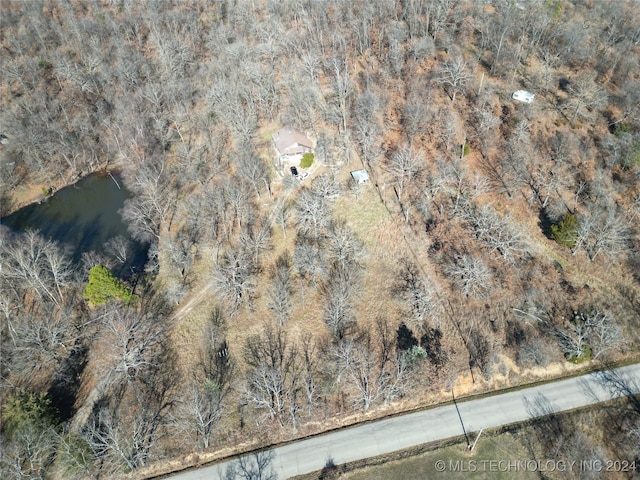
[
  {"x1": 452, "y1": 386, "x2": 471, "y2": 449},
  {"x1": 470, "y1": 429, "x2": 483, "y2": 451},
  {"x1": 446, "y1": 300, "x2": 476, "y2": 384}
]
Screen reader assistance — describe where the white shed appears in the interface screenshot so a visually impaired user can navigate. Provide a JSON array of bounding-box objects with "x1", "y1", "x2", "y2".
[
  {"x1": 351, "y1": 169, "x2": 370, "y2": 185},
  {"x1": 512, "y1": 90, "x2": 535, "y2": 104}
]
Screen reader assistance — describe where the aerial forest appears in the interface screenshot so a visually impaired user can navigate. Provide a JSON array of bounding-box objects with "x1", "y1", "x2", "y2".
[{"x1": 1, "y1": 0, "x2": 639, "y2": 478}]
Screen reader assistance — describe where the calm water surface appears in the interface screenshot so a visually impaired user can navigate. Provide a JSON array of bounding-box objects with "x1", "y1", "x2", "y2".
[{"x1": 1, "y1": 172, "x2": 147, "y2": 274}]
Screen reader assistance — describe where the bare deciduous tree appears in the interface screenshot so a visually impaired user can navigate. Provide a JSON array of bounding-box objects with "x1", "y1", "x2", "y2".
[
  {"x1": 162, "y1": 230, "x2": 196, "y2": 288},
  {"x1": 274, "y1": 200, "x2": 291, "y2": 239},
  {"x1": 473, "y1": 106, "x2": 501, "y2": 153},
  {"x1": 574, "y1": 207, "x2": 630, "y2": 261},
  {"x1": 104, "y1": 236, "x2": 132, "y2": 266},
  {"x1": 353, "y1": 90, "x2": 382, "y2": 167},
  {"x1": 0, "y1": 230, "x2": 83, "y2": 386},
  {"x1": 174, "y1": 308, "x2": 234, "y2": 449},
  {"x1": 267, "y1": 253, "x2": 293, "y2": 326},
  {"x1": 325, "y1": 221, "x2": 364, "y2": 272},
  {"x1": 586, "y1": 311, "x2": 625, "y2": 360},
  {"x1": 0, "y1": 422, "x2": 58, "y2": 480},
  {"x1": 523, "y1": 393, "x2": 606, "y2": 480},
  {"x1": 82, "y1": 386, "x2": 172, "y2": 475},
  {"x1": 328, "y1": 54, "x2": 354, "y2": 159},
  {"x1": 1, "y1": 229, "x2": 73, "y2": 308},
  {"x1": 385, "y1": 145, "x2": 423, "y2": 202},
  {"x1": 462, "y1": 203, "x2": 529, "y2": 262},
  {"x1": 240, "y1": 220, "x2": 272, "y2": 269},
  {"x1": 402, "y1": 95, "x2": 432, "y2": 146},
  {"x1": 466, "y1": 326, "x2": 493, "y2": 380},
  {"x1": 293, "y1": 239, "x2": 328, "y2": 287},
  {"x1": 120, "y1": 157, "x2": 177, "y2": 244},
  {"x1": 332, "y1": 320, "x2": 408, "y2": 412},
  {"x1": 564, "y1": 74, "x2": 608, "y2": 125},
  {"x1": 55, "y1": 431, "x2": 99, "y2": 480},
  {"x1": 243, "y1": 325, "x2": 300, "y2": 427},
  {"x1": 4, "y1": 304, "x2": 81, "y2": 384},
  {"x1": 236, "y1": 152, "x2": 271, "y2": 199},
  {"x1": 299, "y1": 333, "x2": 323, "y2": 415},
  {"x1": 98, "y1": 303, "x2": 171, "y2": 382},
  {"x1": 212, "y1": 248, "x2": 257, "y2": 314},
  {"x1": 81, "y1": 324, "x2": 176, "y2": 476},
  {"x1": 517, "y1": 337, "x2": 556, "y2": 368},
  {"x1": 395, "y1": 259, "x2": 442, "y2": 333},
  {"x1": 311, "y1": 173, "x2": 340, "y2": 199},
  {"x1": 554, "y1": 310, "x2": 623, "y2": 362},
  {"x1": 294, "y1": 189, "x2": 330, "y2": 239},
  {"x1": 437, "y1": 57, "x2": 472, "y2": 103},
  {"x1": 445, "y1": 254, "x2": 492, "y2": 299},
  {"x1": 321, "y1": 266, "x2": 358, "y2": 341}
]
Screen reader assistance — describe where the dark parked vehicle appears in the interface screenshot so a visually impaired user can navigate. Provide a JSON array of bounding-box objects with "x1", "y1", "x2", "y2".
[{"x1": 290, "y1": 166, "x2": 299, "y2": 176}]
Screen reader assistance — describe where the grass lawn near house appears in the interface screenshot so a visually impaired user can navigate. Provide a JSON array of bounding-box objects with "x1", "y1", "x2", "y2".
[{"x1": 333, "y1": 185, "x2": 391, "y2": 247}]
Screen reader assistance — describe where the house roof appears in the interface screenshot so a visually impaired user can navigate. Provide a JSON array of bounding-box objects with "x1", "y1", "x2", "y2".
[
  {"x1": 272, "y1": 127, "x2": 313, "y2": 156},
  {"x1": 351, "y1": 169, "x2": 370, "y2": 183},
  {"x1": 512, "y1": 90, "x2": 534, "y2": 103}
]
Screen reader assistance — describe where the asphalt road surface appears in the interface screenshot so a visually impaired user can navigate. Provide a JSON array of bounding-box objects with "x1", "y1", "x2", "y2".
[{"x1": 167, "y1": 363, "x2": 640, "y2": 480}]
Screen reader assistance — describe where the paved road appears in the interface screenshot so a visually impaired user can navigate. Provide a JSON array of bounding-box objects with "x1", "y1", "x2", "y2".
[{"x1": 168, "y1": 364, "x2": 640, "y2": 479}]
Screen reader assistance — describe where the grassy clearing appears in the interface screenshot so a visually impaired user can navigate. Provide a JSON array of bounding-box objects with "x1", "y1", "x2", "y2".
[
  {"x1": 332, "y1": 185, "x2": 409, "y2": 329},
  {"x1": 333, "y1": 186, "x2": 390, "y2": 247},
  {"x1": 340, "y1": 432, "x2": 538, "y2": 480},
  {"x1": 259, "y1": 122, "x2": 281, "y2": 142}
]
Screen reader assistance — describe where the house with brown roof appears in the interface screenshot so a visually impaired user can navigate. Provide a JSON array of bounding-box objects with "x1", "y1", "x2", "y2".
[{"x1": 272, "y1": 127, "x2": 314, "y2": 170}]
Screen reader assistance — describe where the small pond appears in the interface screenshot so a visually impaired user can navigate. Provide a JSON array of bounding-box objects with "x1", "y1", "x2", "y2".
[{"x1": 1, "y1": 172, "x2": 147, "y2": 276}]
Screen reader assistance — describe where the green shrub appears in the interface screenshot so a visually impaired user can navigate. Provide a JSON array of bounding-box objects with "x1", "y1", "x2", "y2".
[
  {"x1": 621, "y1": 141, "x2": 640, "y2": 169},
  {"x1": 83, "y1": 265, "x2": 133, "y2": 306},
  {"x1": 406, "y1": 345, "x2": 429, "y2": 365},
  {"x1": 300, "y1": 152, "x2": 314, "y2": 168},
  {"x1": 566, "y1": 344, "x2": 592, "y2": 364},
  {"x1": 551, "y1": 213, "x2": 578, "y2": 248},
  {"x1": 613, "y1": 122, "x2": 630, "y2": 137},
  {"x1": 461, "y1": 143, "x2": 471, "y2": 156},
  {"x1": 2, "y1": 391, "x2": 60, "y2": 438},
  {"x1": 548, "y1": 0, "x2": 563, "y2": 19}
]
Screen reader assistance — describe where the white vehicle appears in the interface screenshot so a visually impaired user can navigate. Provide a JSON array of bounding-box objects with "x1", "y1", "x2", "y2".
[
  {"x1": 512, "y1": 90, "x2": 534, "y2": 104},
  {"x1": 297, "y1": 172, "x2": 309, "y2": 181}
]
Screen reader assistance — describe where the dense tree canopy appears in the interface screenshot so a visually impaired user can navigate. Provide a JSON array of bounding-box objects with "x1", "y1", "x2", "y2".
[{"x1": 1, "y1": 0, "x2": 639, "y2": 477}]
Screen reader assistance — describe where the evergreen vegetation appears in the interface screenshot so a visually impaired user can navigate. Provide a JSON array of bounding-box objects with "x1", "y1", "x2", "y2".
[
  {"x1": 2, "y1": 391, "x2": 60, "y2": 438},
  {"x1": 83, "y1": 265, "x2": 133, "y2": 306},
  {"x1": 550, "y1": 214, "x2": 579, "y2": 248},
  {"x1": 622, "y1": 141, "x2": 640, "y2": 169}
]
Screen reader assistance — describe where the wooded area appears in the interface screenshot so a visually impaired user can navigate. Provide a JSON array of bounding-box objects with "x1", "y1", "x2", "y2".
[{"x1": 1, "y1": 0, "x2": 639, "y2": 478}]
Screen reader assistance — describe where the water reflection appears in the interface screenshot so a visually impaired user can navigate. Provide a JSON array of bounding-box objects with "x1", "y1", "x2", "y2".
[{"x1": 1, "y1": 172, "x2": 147, "y2": 277}]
